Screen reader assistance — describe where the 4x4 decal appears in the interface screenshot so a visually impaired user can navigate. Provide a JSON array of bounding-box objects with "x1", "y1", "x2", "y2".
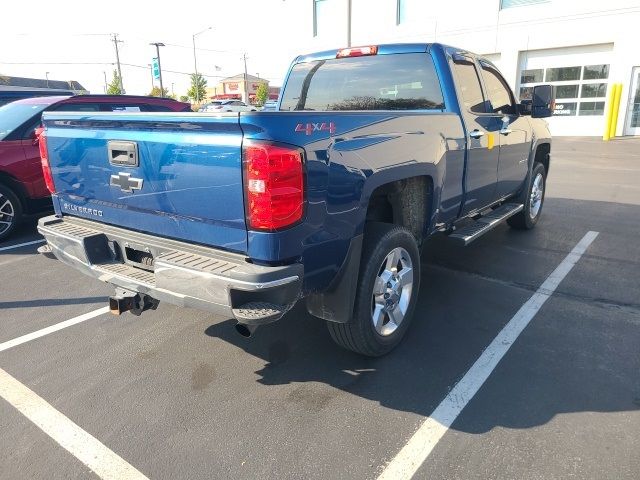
[{"x1": 295, "y1": 122, "x2": 336, "y2": 136}]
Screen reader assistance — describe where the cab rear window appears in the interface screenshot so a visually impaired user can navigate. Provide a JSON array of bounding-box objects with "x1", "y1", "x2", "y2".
[{"x1": 280, "y1": 53, "x2": 444, "y2": 111}]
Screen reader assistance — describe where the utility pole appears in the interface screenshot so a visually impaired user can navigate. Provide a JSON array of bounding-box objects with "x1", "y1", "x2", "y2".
[
  {"x1": 150, "y1": 42, "x2": 165, "y2": 97},
  {"x1": 192, "y1": 27, "x2": 212, "y2": 104},
  {"x1": 103, "y1": 71, "x2": 108, "y2": 93},
  {"x1": 45, "y1": 72, "x2": 50, "y2": 88},
  {"x1": 111, "y1": 33, "x2": 124, "y2": 93},
  {"x1": 242, "y1": 53, "x2": 249, "y2": 104}
]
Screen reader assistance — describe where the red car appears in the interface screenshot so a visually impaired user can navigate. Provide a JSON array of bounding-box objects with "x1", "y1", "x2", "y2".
[{"x1": 0, "y1": 95, "x2": 191, "y2": 241}]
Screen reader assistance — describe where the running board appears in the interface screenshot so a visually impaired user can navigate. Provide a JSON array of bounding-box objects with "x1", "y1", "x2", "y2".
[{"x1": 449, "y1": 203, "x2": 524, "y2": 246}]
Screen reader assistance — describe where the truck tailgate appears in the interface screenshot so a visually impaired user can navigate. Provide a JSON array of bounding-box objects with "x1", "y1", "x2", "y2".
[{"x1": 42, "y1": 113, "x2": 247, "y2": 253}]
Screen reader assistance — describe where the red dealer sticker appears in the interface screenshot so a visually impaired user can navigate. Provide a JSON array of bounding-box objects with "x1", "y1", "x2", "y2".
[{"x1": 295, "y1": 122, "x2": 336, "y2": 136}]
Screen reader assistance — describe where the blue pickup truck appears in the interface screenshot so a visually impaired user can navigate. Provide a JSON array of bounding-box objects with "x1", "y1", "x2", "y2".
[{"x1": 37, "y1": 43, "x2": 554, "y2": 356}]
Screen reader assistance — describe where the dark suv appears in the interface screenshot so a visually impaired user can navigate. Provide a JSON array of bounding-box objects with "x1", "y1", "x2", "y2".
[{"x1": 0, "y1": 95, "x2": 192, "y2": 241}]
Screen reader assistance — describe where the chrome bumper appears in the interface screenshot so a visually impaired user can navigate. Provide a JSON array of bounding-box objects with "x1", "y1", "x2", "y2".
[{"x1": 37, "y1": 216, "x2": 302, "y2": 324}]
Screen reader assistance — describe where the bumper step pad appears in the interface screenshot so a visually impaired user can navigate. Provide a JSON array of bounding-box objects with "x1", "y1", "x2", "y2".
[{"x1": 233, "y1": 302, "x2": 290, "y2": 325}]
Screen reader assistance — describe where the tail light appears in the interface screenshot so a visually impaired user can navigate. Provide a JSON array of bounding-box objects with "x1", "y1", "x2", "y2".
[
  {"x1": 38, "y1": 131, "x2": 56, "y2": 194},
  {"x1": 243, "y1": 142, "x2": 304, "y2": 231},
  {"x1": 336, "y1": 45, "x2": 378, "y2": 58}
]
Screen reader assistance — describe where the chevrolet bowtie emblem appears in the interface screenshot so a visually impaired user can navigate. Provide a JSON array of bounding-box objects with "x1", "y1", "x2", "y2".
[{"x1": 110, "y1": 172, "x2": 143, "y2": 193}]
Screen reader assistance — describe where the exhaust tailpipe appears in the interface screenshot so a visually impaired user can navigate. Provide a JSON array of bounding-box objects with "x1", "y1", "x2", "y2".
[{"x1": 235, "y1": 323, "x2": 258, "y2": 338}]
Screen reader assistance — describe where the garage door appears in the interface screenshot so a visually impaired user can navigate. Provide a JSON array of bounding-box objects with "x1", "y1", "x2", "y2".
[{"x1": 517, "y1": 44, "x2": 612, "y2": 136}]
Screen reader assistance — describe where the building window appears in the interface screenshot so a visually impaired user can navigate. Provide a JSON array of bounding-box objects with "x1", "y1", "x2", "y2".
[
  {"x1": 500, "y1": 0, "x2": 549, "y2": 9},
  {"x1": 583, "y1": 64, "x2": 609, "y2": 80},
  {"x1": 556, "y1": 85, "x2": 579, "y2": 99},
  {"x1": 519, "y1": 86, "x2": 533, "y2": 101},
  {"x1": 520, "y1": 69, "x2": 543, "y2": 84},
  {"x1": 553, "y1": 102, "x2": 578, "y2": 116},
  {"x1": 313, "y1": 0, "x2": 328, "y2": 37},
  {"x1": 579, "y1": 101, "x2": 605, "y2": 116},
  {"x1": 581, "y1": 83, "x2": 607, "y2": 98},
  {"x1": 545, "y1": 66, "x2": 581, "y2": 82},
  {"x1": 396, "y1": 0, "x2": 422, "y2": 25}
]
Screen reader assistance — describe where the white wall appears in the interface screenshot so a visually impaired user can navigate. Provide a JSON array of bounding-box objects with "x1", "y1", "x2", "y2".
[{"x1": 306, "y1": 0, "x2": 640, "y2": 136}]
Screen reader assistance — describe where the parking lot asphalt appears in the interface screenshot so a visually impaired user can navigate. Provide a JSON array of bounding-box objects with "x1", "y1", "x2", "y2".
[{"x1": 0, "y1": 137, "x2": 639, "y2": 480}]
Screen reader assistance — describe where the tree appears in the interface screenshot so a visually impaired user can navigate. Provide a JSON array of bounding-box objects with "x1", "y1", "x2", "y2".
[
  {"x1": 187, "y1": 73, "x2": 207, "y2": 103},
  {"x1": 148, "y1": 86, "x2": 169, "y2": 97},
  {"x1": 179, "y1": 95, "x2": 189, "y2": 103},
  {"x1": 106, "y1": 70, "x2": 123, "y2": 95},
  {"x1": 255, "y1": 83, "x2": 269, "y2": 106}
]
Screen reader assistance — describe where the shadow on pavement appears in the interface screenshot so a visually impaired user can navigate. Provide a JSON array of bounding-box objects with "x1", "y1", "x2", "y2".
[
  {"x1": 0, "y1": 296, "x2": 106, "y2": 309},
  {"x1": 205, "y1": 198, "x2": 640, "y2": 433}
]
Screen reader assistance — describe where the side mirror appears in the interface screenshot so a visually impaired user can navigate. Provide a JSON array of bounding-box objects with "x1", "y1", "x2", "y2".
[
  {"x1": 519, "y1": 100, "x2": 532, "y2": 116},
  {"x1": 532, "y1": 85, "x2": 556, "y2": 118}
]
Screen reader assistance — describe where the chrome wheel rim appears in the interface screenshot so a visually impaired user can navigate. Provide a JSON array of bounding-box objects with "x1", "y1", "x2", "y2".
[
  {"x1": 371, "y1": 247, "x2": 413, "y2": 337},
  {"x1": 529, "y1": 173, "x2": 544, "y2": 220},
  {"x1": 0, "y1": 193, "x2": 15, "y2": 235}
]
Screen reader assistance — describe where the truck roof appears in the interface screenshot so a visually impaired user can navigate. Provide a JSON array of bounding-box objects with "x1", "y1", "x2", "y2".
[{"x1": 292, "y1": 42, "x2": 484, "y2": 65}]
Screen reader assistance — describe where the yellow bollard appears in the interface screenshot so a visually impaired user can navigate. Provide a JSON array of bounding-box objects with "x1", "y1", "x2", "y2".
[
  {"x1": 603, "y1": 85, "x2": 616, "y2": 141},
  {"x1": 608, "y1": 83, "x2": 623, "y2": 139}
]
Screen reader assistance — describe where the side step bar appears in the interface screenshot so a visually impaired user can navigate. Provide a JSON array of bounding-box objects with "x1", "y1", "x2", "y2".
[{"x1": 449, "y1": 203, "x2": 524, "y2": 246}]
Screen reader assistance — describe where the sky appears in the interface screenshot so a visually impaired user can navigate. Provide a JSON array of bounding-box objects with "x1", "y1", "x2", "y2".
[{"x1": 0, "y1": 0, "x2": 310, "y2": 97}]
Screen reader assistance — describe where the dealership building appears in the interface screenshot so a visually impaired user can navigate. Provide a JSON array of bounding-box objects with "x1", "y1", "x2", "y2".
[{"x1": 307, "y1": 0, "x2": 640, "y2": 137}]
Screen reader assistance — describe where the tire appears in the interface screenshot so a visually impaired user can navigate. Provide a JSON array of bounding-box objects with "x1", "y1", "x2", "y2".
[
  {"x1": 327, "y1": 223, "x2": 421, "y2": 356},
  {"x1": 0, "y1": 184, "x2": 23, "y2": 242},
  {"x1": 507, "y1": 162, "x2": 546, "y2": 230}
]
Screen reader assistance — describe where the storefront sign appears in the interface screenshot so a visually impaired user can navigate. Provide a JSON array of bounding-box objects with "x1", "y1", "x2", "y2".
[{"x1": 553, "y1": 102, "x2": 577, "y2": 116}]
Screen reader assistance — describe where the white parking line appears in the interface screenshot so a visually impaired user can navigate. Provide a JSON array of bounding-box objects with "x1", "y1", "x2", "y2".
[
  {"x1": 378, "y1": 230, "x2": 599, "y2": 480},
  {"x1": 0, "y1": 239, "x2": 45, "y2": 252},
  {"x1": 0, "y1": 307, "x2": 109, "y2": 353},
  {"x1": 0, "y1": 367, "x2": 148, "y2": 479}
]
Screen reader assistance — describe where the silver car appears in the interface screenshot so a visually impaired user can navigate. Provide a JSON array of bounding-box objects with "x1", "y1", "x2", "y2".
[{"x1": 199, "y1": 100, "x2": 257, "y2": 113}]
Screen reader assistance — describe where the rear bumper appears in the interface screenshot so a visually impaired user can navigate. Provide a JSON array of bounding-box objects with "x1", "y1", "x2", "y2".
[{"x1": 37, "y1": 215, "x2": 302, "y2": 325}]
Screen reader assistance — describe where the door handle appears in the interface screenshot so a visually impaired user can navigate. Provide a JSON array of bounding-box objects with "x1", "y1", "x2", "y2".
[
  {"x1": 500, "y1": 128, "x2": 513, "y2": 135},
  {"x1": 469, "y1": 130, "x2": 484, "y2": 139}
]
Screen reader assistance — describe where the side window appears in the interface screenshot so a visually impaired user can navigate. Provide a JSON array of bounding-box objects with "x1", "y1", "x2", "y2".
[
  {"x1": 53, "y1": 103, "x2": 102, "y2": 112},
  {"x1": 452, "y1": 57, "x2": 487, "y2": 114},
  {"x1": 140, "y1": 105, "x2": 172, "y2": 112},
  {"x1": 21, "y1": 115, "x2": 43, "y2": 140},
  {"x1": 480, "y1": 63, "x2": 516, "y2": 114},
  {"x1": 109, "y1": 105, "x2": 142, "y2": 112}
]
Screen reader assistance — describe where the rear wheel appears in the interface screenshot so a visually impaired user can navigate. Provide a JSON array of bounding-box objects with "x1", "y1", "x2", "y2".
[
  {"x1": 508, "y1": 162, "x2": 546, "y2": 230},
  {"x1": 327, "y1": 223, "x2": 421, "y2": 356},
  {"x1": 0, "y1": 184, "x2": 23, "y2": 242}
]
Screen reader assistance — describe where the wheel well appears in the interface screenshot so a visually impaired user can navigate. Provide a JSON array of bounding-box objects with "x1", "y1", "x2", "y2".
[
  {"x1": 365, "y1": 176, "x2": 433, "y2": 243},
  {"x1": 0, "y1": 172, "x2": 27, "y2": 209},
  {"x1": 535, "y1": 143, "x2": 550, "y2": 174}
]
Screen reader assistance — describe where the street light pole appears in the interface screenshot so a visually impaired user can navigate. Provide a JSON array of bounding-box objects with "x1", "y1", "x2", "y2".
[
  {"x1": 150, "y1": 42, "x2": 165, "y2": 97},
  {"x1": 192, "y1": 27, "x2": 212, "y2": 104},
  {"x1": 103, "y1": 71, "x2": 108, "y2": 93},
  {"x1": 45, "y1": 72, "x2": 50, "y2": 89}
]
